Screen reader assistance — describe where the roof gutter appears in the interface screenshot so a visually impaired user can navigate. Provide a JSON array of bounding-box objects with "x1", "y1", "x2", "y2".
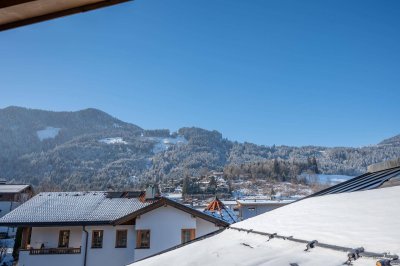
[{"x1": 83, "y1": 226, "x2": 89, "y2": 266}]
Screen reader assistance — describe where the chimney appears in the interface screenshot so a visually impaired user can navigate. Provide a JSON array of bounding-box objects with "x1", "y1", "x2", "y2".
[{"x1": 145, "y1": 185, "x2": 158, "y2": 200}]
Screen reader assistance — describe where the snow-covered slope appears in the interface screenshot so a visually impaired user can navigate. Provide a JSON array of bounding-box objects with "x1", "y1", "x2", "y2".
[
  {"x1": 36, "y1": 126, "x2": 60, "y2": 141},
  {"x1": 143, "y1": 136, "x2": 187, "y2": 153},
  {"x1": 131, "y1": 186, "x2": 400, "y2": 266},
  {"x1": 99, "y1": 137, "x2": 128, "y2": 145}
]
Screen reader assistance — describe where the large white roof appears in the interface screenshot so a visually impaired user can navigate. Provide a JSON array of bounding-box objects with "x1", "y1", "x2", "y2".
[{"x1": 131, "y1": 186, "x2": 400, "y2": 266}]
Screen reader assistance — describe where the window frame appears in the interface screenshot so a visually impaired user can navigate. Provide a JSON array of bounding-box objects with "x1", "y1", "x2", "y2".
[
  {"x1": 91, "y1": 230, "x2": 104, "y2": 249},
  {"x1": 115, "y1": 229, "x2": 128, "y2": 248},
  {"x1": 181, "y1": 229, "x2": 195, "y2": 244},
  {"x1": 135, "y1": 230, "x2": 150, "y2": 249},
  {"x1": 58, "y1": 230, "x2": 70, "y2": 248}
]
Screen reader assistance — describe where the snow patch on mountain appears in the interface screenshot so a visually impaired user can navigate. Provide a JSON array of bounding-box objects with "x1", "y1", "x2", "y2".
[
  {"x1": 144, "y1": 136, "x2": 188, "y2": 153},
  {"x1": 36, "y1": 127, "x2": 61, "y2": 141},
  {"x1": 99, "y1": 137, "x2": 128, "y2": 145}
]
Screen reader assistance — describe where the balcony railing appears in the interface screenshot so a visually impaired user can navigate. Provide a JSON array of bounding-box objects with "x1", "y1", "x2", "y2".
[{"x1": 29, "y1": 247, "x2": 81, "y2": 255}]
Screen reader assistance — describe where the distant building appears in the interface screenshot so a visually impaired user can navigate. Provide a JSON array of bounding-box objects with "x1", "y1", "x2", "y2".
[
  {"x1": 0, "y1": 190, "x2": 229, "y2": 266},
  {"x1": 203, "y1": 197, "x2": 239, "y2": 224},
  {"x1": 236, "y1": 199, "x2": 294, "y2": 220},
  {"x1": 0, "y1": 181, "x2": 33, "y2": 238}
]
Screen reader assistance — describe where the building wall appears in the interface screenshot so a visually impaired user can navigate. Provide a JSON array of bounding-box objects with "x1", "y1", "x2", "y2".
[
  {"x1": 135, "y1": 206, "x2": 198, "y2": 261},
  {"x1": 85, "y1": 225, "x2": 136, "y2": 266},
  {"x1": 20, "y1": 225, "x2": 136, "y2": 266},
  {"x1": 17, "y1": 206, "x2": 221, "y2": 265},
  {"x1": 30, "y1": 226, "x2": 83, "y2": 249},
  {"x1": 240, "y1": 204, "x2": 284, "y2": 220},
  {"x1": 196, "y1": 217, "x2": 219, "y2": 237}
]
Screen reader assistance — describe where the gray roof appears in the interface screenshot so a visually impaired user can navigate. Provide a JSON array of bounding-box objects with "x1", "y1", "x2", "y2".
[
  {"x1": 0, "y1": 184, "x2": 31, "y2": 194},
  {"x1": 0, "y1": 191, "x2": 158, "y2": 226}
]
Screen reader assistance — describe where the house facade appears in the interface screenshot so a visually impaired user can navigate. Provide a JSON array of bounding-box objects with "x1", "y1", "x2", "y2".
[
  {"x1": 0, "y1": 182, "x2": 33, "y2": 238},
  {"x1": 0, "y1": 191, "x2": 230, "y2": 266}
]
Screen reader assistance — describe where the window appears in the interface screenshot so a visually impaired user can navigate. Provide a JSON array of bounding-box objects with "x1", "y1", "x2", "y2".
[
  {"x1": 115, "y1": 230, "x2": 127, "y2": 248},
  {"x1": 248, "y1": 207, "x2": 256, "y2": 211},
  {"x1": 91, "y1": 230, "x2": 103, "y2": 248},
  {"x1": 136, "y1": 230, "x2": 150, "y2": 249},
  {"x1": 181, "y1": 229, "x2": 195, "y2": 244},
  {"x1": 58, "y1": 230, "x2": 70, "y2": 248}
]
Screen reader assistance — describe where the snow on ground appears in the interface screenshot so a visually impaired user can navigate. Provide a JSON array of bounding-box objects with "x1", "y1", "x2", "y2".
[
  {"x1": 317, "y1": 174, "x2": 354, "y2": 185},
  {"x1": 165, "y1": 193, "x2": 182, "y2": 200},
  {"x1": 99, "y1": 137, "x2": 128, "y2": 144},
  {"x1": 144, "y1": 136, "x2": 188, "y2": 153},
  {"x1": 131, "y1": 186, "x2": 400, "y2": 266},
  {"x1": 36, "y1": 127, "x2": 60, "y2": 141}
]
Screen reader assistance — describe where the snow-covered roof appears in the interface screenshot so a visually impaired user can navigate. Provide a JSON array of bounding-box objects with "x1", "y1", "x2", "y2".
[
  {"x1": 0, "y1": 192, "x2": 230, "y2": 227},
  {"x1": 0, "y1": 191, "x2": 158, "y2": 226},
  {"x1": 131, "y1": 186, "x2": 400, "y2": 266},
  {"x1": 0, "y1": 184, "x2": 31, "y2": 194}
]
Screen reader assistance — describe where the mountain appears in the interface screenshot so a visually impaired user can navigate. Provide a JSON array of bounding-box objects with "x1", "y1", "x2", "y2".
[
  {"x1": 1, "y1": 106, "x2": 400, "y2": 191},
  {"x1": 379, "y1": 134, "x2": 400, "y2": 146}
]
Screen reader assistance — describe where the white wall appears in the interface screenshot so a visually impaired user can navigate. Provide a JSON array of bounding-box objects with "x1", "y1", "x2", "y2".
[
  {"x1": 20, "y1": 225, "x2": 136, "y2": 266},
  {"x1": 30, "y1": 226, "x2": 83, "y2": 249},
  {"x1": 134, "y1": 205, "x2": 197, "y2": 261},
  {"x1": 196, "y1": 217, "x2": 219, "y2": 237},
  {"x1": 85, "y1": 225, "x2": 136, "y2": 266}
]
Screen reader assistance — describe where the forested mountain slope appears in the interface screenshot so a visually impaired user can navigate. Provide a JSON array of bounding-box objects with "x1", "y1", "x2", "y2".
[{"x1": 1, "y1": 106, "x2": 399, "y2": 191}]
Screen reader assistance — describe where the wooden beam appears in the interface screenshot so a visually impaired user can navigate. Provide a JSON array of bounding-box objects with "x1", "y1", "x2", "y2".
[
  {"x1": 0, "y1": 0, "x2": 133, "y2": 32},
  {"x1": 0, "y1": 0, "x2": 37, "y2": 9}
]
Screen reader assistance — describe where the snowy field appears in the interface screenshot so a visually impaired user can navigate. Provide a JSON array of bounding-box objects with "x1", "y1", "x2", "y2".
[
  {"x1": 36, "y1": 126, "x2": 60, "y2": 141},
  {"x1": 132, "y1": 186, "x2": 400, "y2": 266},
  {"x1": 317, "y1": 174, "x2": 354, "y2": 184},
  {"x1": 99, "y1": 137, "x2": 128, "y2": 144},
  {"x1": 143, "y1": 136, "x2": 188, "y2": 153}
]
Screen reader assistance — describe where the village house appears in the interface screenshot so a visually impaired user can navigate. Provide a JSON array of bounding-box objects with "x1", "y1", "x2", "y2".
[
  {"x1": 0, "y1": 188, "x2": 230, "y2": 266},
  {"x1": 0, "y1": 182, "x2": 33, "y2": 238}
]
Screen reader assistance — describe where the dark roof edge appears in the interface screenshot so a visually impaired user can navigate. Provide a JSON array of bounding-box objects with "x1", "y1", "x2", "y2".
[
  {"x1": 0, "y1": 0, "x2": 134, "y2": 32},
  {"x1": 0, "y1": 220, "x2": 113, "y2": 227},
  {"x1": 114, "y1": 197, "x2": 230, "y2": 227}
]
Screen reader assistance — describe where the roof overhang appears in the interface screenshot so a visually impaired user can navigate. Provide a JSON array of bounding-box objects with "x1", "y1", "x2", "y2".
[
  {"x1": 0, "y1": 220, "x2": 114, "y2": 227},
  {"x1": 114, "y1": 197, "x2": 230, "y2": 227},
  {"x1": 0, "y1": 0, "x2": 133, "y2": 32}
]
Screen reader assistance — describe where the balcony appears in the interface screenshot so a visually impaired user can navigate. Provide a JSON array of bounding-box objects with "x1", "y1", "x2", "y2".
[{"x1": 29, "y1": 247, "x2": 81, "y2": 255}]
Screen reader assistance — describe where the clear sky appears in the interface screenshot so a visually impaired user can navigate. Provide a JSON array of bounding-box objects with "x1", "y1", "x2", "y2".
[{"x1": 1, "y1": 0, "x2": 399, "y2": 147}]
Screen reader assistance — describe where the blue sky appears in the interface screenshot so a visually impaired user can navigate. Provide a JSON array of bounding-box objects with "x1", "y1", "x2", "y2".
[{"x1": 1, "y1": 0, "x2": 399, "y2": 147}]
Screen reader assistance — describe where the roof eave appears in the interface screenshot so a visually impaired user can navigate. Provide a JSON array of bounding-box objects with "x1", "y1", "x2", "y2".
[
  {"x1": 113, "y1": 197, "x2": 230, "y2": 227},
  {"x1": 0, "y1": 220, "x2": 114, "y2": 227},
  {"x1": 0, "y1": 0, "x2": 133, "y2": 32}
]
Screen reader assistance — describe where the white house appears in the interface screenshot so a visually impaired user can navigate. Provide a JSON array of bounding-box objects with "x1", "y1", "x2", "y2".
[
  {"x1": 0, "y1": 190, "x2": 230, "y2": 266},
  {"x1": 0, "y1": 182, "x2": 33, "y2": 238}
]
